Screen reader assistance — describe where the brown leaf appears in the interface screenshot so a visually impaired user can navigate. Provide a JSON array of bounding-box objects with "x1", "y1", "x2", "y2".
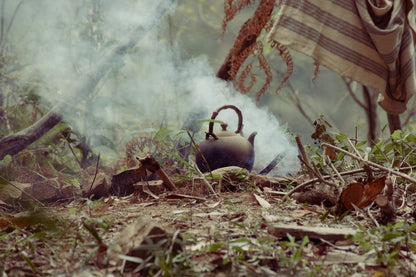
[
  {"x1": 325, "y1": 146, "x2": 337, "y2": 161},
  {"x1": 340, "y1": 176, "x2": 386, "y2": 210},
  {"x1": 340, "y1": 182, "x2": 364, "y2": 210},
  {"x1": 358, "y1": 176, "x2": 386, "y2": 208}
]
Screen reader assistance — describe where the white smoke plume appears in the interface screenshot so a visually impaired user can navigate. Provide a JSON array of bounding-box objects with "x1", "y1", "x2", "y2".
[{"x1": 11, "y1": 0, "x2": 300, "y2": 176}]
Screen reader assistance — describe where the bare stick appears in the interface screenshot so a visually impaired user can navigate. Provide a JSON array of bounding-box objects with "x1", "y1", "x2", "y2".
[
  {"x1": 326, "y1": 156, "x2": 346, "y2": 186},
  {"x1": 366, "y1": 208, "x2": 380, "y2": 228},
  {"x1": 87, "y1": 153, "x2": 100, "y2": 196},
  {"x1": 286, "y1": 165, "x2": 416, "y2": 198},
  {"x1": 346, "y1": 138, "x2": 361, "y2": 158},
  {"x1": 186, "y1": 130, "x2": 212, "y2": 176},
  {"x1": 342, "y1": 77, "x2": 366, "y2": 109},
  {"x1": 296, "y1": 136, "x2": 314, "y2": 178},
  {"x1": 192, "y1": 161, "x2": 219, "y2": 199}
]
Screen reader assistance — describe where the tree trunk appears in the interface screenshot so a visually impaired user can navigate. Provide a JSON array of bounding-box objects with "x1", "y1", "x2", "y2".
[
  {"x1": 362, "y1": 86, "x2": 378, "y2": 145},
  {"x1": 387, "y1": 113, "x2": 401, "y2": 133}
]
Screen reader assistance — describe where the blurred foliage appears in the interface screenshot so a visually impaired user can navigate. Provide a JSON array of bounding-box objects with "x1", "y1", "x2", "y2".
[{"x1": 348, "y1": 221, "x2": 416, "y2": 276}]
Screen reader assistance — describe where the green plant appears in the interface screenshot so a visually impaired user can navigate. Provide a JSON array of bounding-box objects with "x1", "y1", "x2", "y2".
[
  {"x1": 306, "y1": 117, "x2": 416, "y2": 180},
  {"x1": 0, "y1": 209, "x2": 66, "y2": 275},
  {"x1": 118, "y1": 230, "x2": 191, "y2": 276},
  {"x1": 279, "y1": 234, "x2": 310, "y2": 275},
  {"x1": 371, "y1": 130, "x2": 416, "y2": 168},
  {"x1": 348, "y1": 221, "x2": 416, "y2": 276}
]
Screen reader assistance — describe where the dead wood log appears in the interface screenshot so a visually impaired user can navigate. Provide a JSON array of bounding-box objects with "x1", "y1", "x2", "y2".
[
  {"x1": 110, "y1": 166, "x2": 146, "y2": 196},
  {"x1": 375, "y1": 194, "x2": 396, "y2": 224},
  {"x1": 268, "y1": 223, "x2": 357, "y2": 241},
  {"x1": 0, "y1": 112, "x2": 62, "y2": 160},
  {"x1": 110, "y1": 155, "x2": 176, "y2": 196},
  {"x1": 292, "y1": 187, "x2": 338, "y2": 207},
  {"x1": 137, "y1": 155, "x2": 177, "y2": 191},
  {"x1": 0, "y1": 0, "x2": 174, "y2": 160}
]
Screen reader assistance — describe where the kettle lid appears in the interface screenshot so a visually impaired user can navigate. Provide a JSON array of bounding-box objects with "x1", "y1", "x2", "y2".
[{"x1": 215, "y1": 123, "x2": 237, "y2": 137}]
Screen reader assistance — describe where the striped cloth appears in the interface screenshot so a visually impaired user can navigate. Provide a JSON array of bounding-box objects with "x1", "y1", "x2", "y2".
[{"x1": 268, "y1": 0, "x2": 416, "y2": 114}]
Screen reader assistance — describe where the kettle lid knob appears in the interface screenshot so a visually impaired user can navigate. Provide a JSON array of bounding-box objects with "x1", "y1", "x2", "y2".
[{"x1": 221, "y1": 123, "x2": 228, "y2": 131}]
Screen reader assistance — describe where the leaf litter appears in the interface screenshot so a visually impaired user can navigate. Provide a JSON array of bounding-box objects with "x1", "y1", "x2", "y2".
[{"x1": 1, "y1": 160, "x2": 416, "y2": 276}]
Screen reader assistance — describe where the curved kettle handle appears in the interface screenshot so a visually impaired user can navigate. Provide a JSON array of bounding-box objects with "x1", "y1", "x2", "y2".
[{"x1": 206, "y1": 104, "x2": 243, "y2": 139}]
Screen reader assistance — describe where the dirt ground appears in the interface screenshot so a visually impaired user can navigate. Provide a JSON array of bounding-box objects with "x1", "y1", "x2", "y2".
[{"x1": 1, "y1": 167, "x2": 416, "y2": 276}]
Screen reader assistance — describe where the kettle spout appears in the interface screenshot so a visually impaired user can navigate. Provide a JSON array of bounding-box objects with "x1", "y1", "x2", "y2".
[{"x1": 248, "y1": 132, "x2": 257, "y2": 146}]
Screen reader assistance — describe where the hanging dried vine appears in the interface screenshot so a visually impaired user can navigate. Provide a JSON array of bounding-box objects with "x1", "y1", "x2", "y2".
[
  {"x1": 269, "y1": 39, "x2": 293, "y2": 93},
  {"x1": 222, "y1": 0, "x2": 256, "y2": 33},
  {"x1": 235, "y1": 63, "x2": 256, "y2": 92},
  {"x1": 218, "y1": 0, "x2": 298, "y2": 100},
  {"x1": 233, "y1": 41, "x2": 272, "y2": 100},
  {"x1": 217, "y1": 0, "x2": 275, "y2": 83},
  {"x1": 312, "y1": 60, "x2": 320, "y2": 82}
]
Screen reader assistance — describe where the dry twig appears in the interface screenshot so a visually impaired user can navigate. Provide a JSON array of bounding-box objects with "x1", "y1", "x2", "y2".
[
  {"x1": 192, "y1": 161, "x2": 219, "y2": 199},
  {"x1": 296, "y1": 136, "x2": 314, "y2": 179}
]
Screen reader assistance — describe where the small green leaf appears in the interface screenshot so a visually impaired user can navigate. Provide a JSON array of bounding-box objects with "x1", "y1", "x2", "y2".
[
  {"x1": 208, "y1": 242, "x2": 225, "y2": 252},
  {"x1": 391, "y1": 130, "x2": 403, "y2": 141},
  {"x1": 82, "y1": 221, "x2": 103, "y2": 245},
  {"x1": 0, "y1": 155, "x2": 12, "y2": 166}
]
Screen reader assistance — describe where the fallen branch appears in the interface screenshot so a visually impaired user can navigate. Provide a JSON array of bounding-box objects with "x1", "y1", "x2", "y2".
[
  {"x1": 137, "y1": 156, "x2": 177, "y2": 191},
  {"x1": 375, "y1": 194, "x2": 396, "y2": 224},
  {"x1": 296, "y1": 136, "x2": 314, "y2": 179},
  {"x1": 268, "y1": 223, "x2": 357, "y2": 241}
]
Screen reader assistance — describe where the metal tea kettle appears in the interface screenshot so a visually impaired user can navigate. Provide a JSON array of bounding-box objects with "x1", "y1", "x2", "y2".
[{"x1": 195, "y1": 104, "x2": 257, "y2": 172}]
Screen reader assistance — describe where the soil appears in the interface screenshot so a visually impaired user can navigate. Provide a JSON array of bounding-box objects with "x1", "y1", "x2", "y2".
[{"x1": 1, "y1": 167, "x2": 416, "y2": 276}]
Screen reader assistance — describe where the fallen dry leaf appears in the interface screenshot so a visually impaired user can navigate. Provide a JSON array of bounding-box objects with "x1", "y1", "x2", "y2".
[
  {"x1": 340, "y1": 176, "x2": 386, "y2": 210},
  {"x1": 253, "y1": 193, "x2": 271, "y2": 208}
]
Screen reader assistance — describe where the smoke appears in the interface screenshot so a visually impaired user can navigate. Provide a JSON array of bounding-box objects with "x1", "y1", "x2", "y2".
[{"x1": 11, "y1": 0, "x2": 299, "y2": 176}]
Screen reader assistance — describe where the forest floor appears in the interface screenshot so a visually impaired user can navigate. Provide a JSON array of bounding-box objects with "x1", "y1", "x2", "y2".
[{"x1": 1, "y1": 165, "x2": 416, "y2": 277}]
